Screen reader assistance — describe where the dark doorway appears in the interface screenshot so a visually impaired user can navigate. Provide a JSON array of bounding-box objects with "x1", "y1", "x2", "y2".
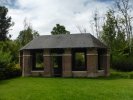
[
  {"x1": 98, "y1": 49, "x2": 106, "y2": 70},
  {"x1": 31, "y1": 50, "x2": 44, "y2": 71},
  {"x1": 52, "y1": 56, "x2": 62, "y2": 77},
  {"x1": 51, "y1": 49, "x2": 64, "y2": 77},
  {"x1": 72, "y1": 48, "x2": 87, "y2": 71}
]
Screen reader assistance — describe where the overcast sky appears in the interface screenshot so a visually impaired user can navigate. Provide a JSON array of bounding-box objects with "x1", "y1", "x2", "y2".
[{"x1": 3, "y1": 0, "x2": 114, "y2": 39}]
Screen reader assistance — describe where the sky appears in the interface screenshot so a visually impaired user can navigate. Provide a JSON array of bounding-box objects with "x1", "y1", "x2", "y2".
[{"x1": 2, "y1": 0, "x2": 114, "y2": 39}]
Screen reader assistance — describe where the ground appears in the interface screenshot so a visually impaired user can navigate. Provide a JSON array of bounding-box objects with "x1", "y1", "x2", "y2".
[{"x1": 0, "y1": 76, "x2": 133, "y2": 100}]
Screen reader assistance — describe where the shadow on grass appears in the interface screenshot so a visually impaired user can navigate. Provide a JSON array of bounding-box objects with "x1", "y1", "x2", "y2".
[
  {"x1": 0, "y1": 76, "x2": 21, "y2": 85},
  {"x1": 1, "y1": 71, "x2": 133, "y2": 83},
  {"x1": 26, "y1": 74, "x2": 132, "y2": 81},
  {"x1": 0, "y1": 80, "x2": 10, "y2": 85}
]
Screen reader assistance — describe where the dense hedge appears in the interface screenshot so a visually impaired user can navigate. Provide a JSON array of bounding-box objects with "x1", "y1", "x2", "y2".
[
  {"x1": 0, "y1": 66, "x2": 21, "y2": 80},
  {"x1": 0, "y1": 50, "x2": 21, "y2": 80},
  {"x1": 112, "y1": 55, "x2": 133, "y2": 72}
]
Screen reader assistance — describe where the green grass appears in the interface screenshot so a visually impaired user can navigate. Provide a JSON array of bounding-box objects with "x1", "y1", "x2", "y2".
[{"x1": 0, "y1": 76, "x2": 133, "y2": 100}]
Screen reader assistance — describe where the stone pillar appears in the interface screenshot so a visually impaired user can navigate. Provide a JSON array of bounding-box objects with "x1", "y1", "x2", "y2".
[
  {"x1": 100, "y1": 50, "x2": 110, "y2": 76},
  {"x1": 43, "y1": 49, "x2": 52, "y2": 77},
  {"x1": 87, "y1": 48, "x2": 98, "y2": 77},
  {"x1": 22, "y1": 50, "x2": 32, "y2": 77},
  {"x1": 62, "y1": 49, "x2": 72, "y2": 77}
]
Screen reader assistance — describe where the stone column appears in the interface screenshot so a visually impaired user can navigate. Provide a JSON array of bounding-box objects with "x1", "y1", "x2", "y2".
[
  {"x1": 22, "y1": 50, "x2": 32, "y2": 77},
  {"x1": 100, "y1": 50, "x2": 110, "y2": 76},
  {"x1": 62, "y1": 49, "x2": 72, "y2": 77},
  {"x1": 43, "y1": 49, "x2": 52, "y2": 77},
  {"x1": 87, "y1": 48, "x2": 98, "y2": 77}
]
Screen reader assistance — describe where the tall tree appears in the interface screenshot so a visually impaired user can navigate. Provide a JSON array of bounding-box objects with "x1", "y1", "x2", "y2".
[
  {"x1": 76, "y1": 25, "x2": 87, "y2": 34},
  {"x1": 17, "y1": 19, "x2": 39, "y2": 47},
  {"x1": 51, "y1": 24, "x2": 70, "y2": 35},
  {"x1": 0, "y1": 6, "x2": 13, "y2": 41},
  {"x1": 101, "y1": 10, "x2": 116, "y2": 53},
  {"x1": 94, "y1": 10, "x2": 100, "y2": 38},
  {"x1": 102, "y1": 9, "x2": 128, "y2": 56},
  {"x1": 115, "y1": 0, "x2": 133, "y2": 54}
]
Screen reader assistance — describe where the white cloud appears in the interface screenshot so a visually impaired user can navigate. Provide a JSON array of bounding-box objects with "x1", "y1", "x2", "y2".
[{"x1": 8, "y1": 0, "x2": 112, "y2": 39}]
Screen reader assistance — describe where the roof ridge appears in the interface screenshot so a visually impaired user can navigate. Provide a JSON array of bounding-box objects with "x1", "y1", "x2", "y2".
[{"x1": 40, "y1": 33, "x2": 91, "y2": 37}]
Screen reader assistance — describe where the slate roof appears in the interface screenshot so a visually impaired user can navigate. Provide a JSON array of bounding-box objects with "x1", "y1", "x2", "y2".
[{"x1": 20, "y1": 33, "x2": 107, "y2": 50}]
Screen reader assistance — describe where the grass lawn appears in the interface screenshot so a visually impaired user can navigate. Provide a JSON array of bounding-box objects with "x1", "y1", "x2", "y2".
[{"x1": 0, "y1": 77, "x2": 133, "y2": 100}]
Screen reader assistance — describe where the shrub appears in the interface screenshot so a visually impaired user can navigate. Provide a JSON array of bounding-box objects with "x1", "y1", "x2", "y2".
[
  {"x1": 110, "y1": 70, "x2": 130, "y2": 78},
  {"x1": 110, "y1": 70, "x2": 133, "y2": 79},
  {"x1": 129, "y1": 72, "x2": 133, "y2": 79},
  {"x1": 0, "y1": 50, "x2": 21, "y2": 80},
  {"x1": 112, "y1": 55, "x2": 133, "y2": 72}
]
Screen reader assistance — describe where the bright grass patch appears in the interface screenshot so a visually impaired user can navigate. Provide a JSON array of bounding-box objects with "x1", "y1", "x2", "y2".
[{"x1": 0, "y1": 77, "x2": 133, "y2": 100}]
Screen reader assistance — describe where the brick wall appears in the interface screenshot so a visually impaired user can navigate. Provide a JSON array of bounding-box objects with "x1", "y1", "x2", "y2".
[
  {"x1": 87, "y1": 48, "x2": 98, "y2": 77},
  {"x1": 62, "y1": 49, "x2": 72, "y2": 77},
  {"x1": 21, "y1": 48, "x2": 110, "y2": 77},
  {"x1": 22, "y1": 50, "x2": 32, "y2": 76},
  {"x1": 43, "y1": 49, "x2": 52, "y2": 77}
]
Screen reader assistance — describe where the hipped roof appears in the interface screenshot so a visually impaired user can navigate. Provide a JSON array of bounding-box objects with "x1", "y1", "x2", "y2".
[{"x1": 21, "y1": 33, "x2": 107, "y2": 50}]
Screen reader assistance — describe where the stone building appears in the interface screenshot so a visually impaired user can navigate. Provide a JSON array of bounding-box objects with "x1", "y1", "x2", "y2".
[{"x1": 20, "y1": 33, "x2": 110, "y2": 77}]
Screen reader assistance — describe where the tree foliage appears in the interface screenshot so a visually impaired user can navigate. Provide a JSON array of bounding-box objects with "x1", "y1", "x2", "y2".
[
  {"x1": 17, "y1": 20, "x2": 39, "y2": 47},
  {"x1": 102, "y1": 8, "x2": 131, "y2": 55},
  {"x1": 0, "y1": 6, "x2": 13, "y2": 41},
  {"x1": 101, "y1": 0, "x2": 133, "y2": 71},
  {"x1": 0, "y1": 41, "x2": 21, "y2": 80},
  {"x1": 51, "y1": 24, "x2": 70, "y2": 35},
  {"x1": 102, "y1": 10, "x2": 117, "y2": 52},
  {"x1": 115, "y1": 0, "x2": 133, "y2": 54}
]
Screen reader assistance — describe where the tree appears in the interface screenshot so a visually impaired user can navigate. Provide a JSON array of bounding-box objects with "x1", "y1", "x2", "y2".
[
  {"x1": 115, "y1": 16, "x2": 127, "y2": 52},
  {"x1": 93, "y1": 10, "x2": 100, "y2": 38},
  {"x1": 51, "y1": 24, "x2": 70, "y2": 35},
  {"x1": 17, "y1": 19, "x2": 39, "y2": 47},
  {"x1": 101, "y1": 10, "x2": 116, "y2": 53},
  {"x1": 102, "y1": 9, "x2": 128, "y2": 54},
  {"x1": 115, "y1": 0, "x2": 133, "y2": 54},
  {"x1": 0, "y1": 6, "x2": 13, "y2": 41},
  {"x1": 0, "y1": 40, "x2": 19, "y2": 63},
  {"x1": 17, "y1": 27, "x2": 39, "y2": 47},
  {"x1": 0, "y1": 40, "x2": 22, "y2": 80},
  {"x1": 76, "y1": 25, "x2": 87, "y2": 34}
]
